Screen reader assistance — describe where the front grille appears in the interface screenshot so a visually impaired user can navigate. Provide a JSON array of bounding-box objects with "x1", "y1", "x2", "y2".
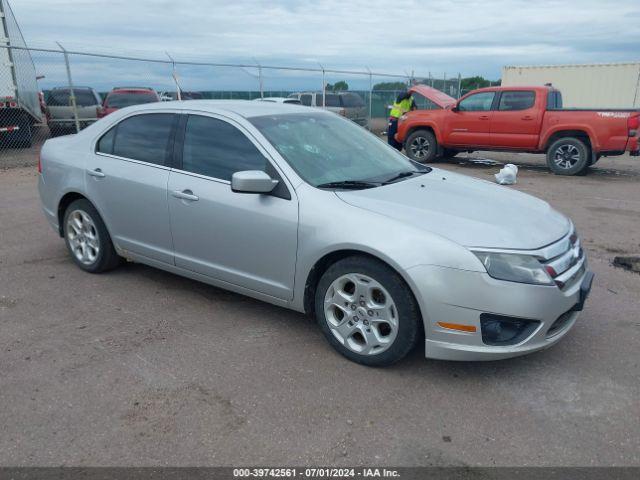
[{"x1": 539, "y1": 230, "x2": 585, "y2": 289}]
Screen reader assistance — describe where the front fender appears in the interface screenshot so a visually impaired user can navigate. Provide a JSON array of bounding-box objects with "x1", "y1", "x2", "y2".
[{"x1": 290, "y1": 184, "x2": 483, "y2": 312}]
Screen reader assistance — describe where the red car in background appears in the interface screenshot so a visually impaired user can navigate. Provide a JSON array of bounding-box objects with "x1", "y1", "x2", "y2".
[{"x1": 97, "y1": 87, "x2": 159, "y2": 118}]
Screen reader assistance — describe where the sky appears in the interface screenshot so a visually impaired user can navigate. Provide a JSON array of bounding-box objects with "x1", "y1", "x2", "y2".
[{"x1": 9, "y1": 0, "x2": 640, "y2": 91}]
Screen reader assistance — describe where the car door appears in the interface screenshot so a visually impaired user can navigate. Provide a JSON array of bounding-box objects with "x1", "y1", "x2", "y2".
[
  {"x1": 167, "y1": 113, "x2": 298, "y2": 300},
  {"x1": 446, "y1": 91, "x2": 496, "y2": 146},
  {"x1": 490, "y1": 90, "x2": 540, "y2": 148},
  {"x1": 86, "y1": 112, "x2": 178, "y2": 264}
]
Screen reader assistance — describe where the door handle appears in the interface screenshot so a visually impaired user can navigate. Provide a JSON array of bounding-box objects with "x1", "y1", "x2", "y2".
[
  {"x1": 171, "y1": 189, "x2": 199, "y2": 202},
  {"x1": 479, "y1": 115, "x2": 490, "y2": 120},
  {"x1": 521, "y1": 115, "x2": 534, "y2": 120},
  {"x1": 87, "y1": 168, "x2": 105, "y2": 178}
]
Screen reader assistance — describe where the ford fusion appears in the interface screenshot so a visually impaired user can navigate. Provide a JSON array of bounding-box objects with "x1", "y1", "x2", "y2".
[{"x1": 38, "y1": 101, "x2": 594, "y2": 366}]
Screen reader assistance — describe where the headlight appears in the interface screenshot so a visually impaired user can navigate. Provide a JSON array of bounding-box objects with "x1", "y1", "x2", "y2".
[{"x1": 473, "y1": 252, "x2": 554, "y2": 286}]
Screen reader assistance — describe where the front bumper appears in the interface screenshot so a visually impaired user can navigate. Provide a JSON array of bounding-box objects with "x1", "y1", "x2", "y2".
[{"x1": 406, "y1": 262, "x2": 593, "y2": 361}]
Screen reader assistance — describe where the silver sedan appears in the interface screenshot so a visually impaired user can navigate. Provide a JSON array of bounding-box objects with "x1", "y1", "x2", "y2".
[{"x1": 37, "y1": 100, "x2": 593, "y2": 366}]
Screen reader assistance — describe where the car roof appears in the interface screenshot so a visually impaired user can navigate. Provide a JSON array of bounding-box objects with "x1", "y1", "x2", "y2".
[{"x1": 119, "y1": 99, "x2": 316, "y2": 118}]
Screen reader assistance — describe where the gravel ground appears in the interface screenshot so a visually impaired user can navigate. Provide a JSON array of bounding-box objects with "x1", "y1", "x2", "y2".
[{"x1": 0, "y1": 146, "x2": 639, "y2": 467}]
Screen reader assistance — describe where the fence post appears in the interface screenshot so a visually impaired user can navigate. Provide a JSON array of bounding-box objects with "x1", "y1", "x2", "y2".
[
  {"x1": 366, "y1": 67, "x2": 372, "y2": 131},
  {"x1": 57, "y1": 42, "x2": 80, "y2": 133},
  {"x1": 319, "y1": 64, "x2": 326, "y2": 108},
  {"x1": 166, "y1": 51, "x2": 181, "y2": 100},
  {"x1": 253, "y1": 58, "x2": 264, "y2": 99},
  {"x1": 457, "y1": 73, "x2": 462, "y2": 99}
]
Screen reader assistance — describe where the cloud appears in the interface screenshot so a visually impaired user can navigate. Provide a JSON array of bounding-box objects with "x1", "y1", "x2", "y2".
[{"x1": 10, "y1": 0, "x2": 640, "y2": 89}]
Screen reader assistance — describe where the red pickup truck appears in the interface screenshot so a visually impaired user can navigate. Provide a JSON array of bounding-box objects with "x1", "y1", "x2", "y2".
[{"x1": 396, "y1": 85, "x2": 640, "y2": 175}]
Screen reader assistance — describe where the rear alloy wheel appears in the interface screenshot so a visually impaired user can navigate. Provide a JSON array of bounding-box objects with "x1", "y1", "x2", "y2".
[
  {"x1": 405, "y1": 129, "x2": 437, "y2": 163},
  {"x1": 315, "y1": 256, "x2": 421, "y2": 366},
  {"x1": 63, "y1": 199, "x2": 122, "y2": 273},
  {"x1": 546, "y1": 137, "x2": 589, "y2": 175}
]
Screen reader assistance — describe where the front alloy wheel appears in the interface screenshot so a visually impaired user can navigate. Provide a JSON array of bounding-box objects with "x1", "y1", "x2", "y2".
[
  {"x1": 324, "y1": 273, "x2": 398, "y2": 356},
  {"x1": 314, "y1": 256, "x2": 421, "y2": 366},
  {"x1": 404, "y1": 129, "x2": 437, "y2": 163},
  {"x1": 409, "y1": 136, "x2": 431, "y2": 161}
]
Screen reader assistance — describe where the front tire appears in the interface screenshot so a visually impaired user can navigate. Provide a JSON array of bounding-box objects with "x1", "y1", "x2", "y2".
[
  {"x1": 63, "y1": 199, "x2": 122, "y2": 273},
  {"x1": 546, "y1": 137, "x2": 590, "y2": 175},
  {"x1": 314, "y1": 256, "x2": 422, "y2": 367},
  {"x1": 404, "y1": 129, "x2": 437, "y2": 163}
]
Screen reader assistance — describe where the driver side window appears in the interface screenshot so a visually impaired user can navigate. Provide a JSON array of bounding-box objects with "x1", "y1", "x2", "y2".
[
  {"x1": 458, "y1": 92, "x2": 495, "y2": 112},
  {"x1": 181, "y1": 115, "x2": 266, "y2": 181}
]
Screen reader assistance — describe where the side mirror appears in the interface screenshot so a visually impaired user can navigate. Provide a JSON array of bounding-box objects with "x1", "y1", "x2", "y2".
[{"x1": 231, "y1": 170, "x2": 279, "y2": 194}]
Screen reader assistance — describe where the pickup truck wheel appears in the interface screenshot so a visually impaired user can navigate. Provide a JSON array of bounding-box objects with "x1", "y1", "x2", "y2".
[
  {"x1": 546, "y1": 137, "x2": 590, "y2": 175},
  {"x1": 405, "y1": 130, "x2": 437, "y2": 163}
]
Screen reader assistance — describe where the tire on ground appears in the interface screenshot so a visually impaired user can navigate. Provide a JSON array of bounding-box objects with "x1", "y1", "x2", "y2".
[
  {"x1": 404, "y1": 129, "x2": 438, "y2": 163},
  {"x1": 546, "y1": 137, "x2": 590, "y2": 176},
  {"x1": 314, "y1": 255, "x2": 422, "y2": 367},
  {"x1": 63, "y1": 198, "x2": 122, "y2": 273}
]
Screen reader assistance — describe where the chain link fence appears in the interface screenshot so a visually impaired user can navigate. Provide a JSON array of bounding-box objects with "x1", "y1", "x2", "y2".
[{"x1": 0, "y1": 42, "x2": 462, "y2": 162}]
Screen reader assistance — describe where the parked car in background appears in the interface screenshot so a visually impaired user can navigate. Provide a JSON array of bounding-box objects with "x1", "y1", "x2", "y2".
[
  {"x1": 397, "y1": 84, "x2": 640, "y2": 175},
  {"x1": 253, "y1": 97, "x2": 301, "y2": 104},
  {"x1": 288, "y1": 91, "x2": 367, "y2": 125},
  {"x1": 46, "y1": 87, "x2": 102, "y2": 134},
  {"x1": 97, "y1": 87, "x2": 159, "y2": 118},
  {"x1": 38, "y1": 100, "x2": 593, "y2": 367}
]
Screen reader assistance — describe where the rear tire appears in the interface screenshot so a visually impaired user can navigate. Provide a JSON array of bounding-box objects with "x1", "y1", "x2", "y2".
[
  {"x1": 63, "y1": 199, "x2": 122, "y2": 273},
  {"x1": 546, "y1": 137, "x2": 590, "y2": 175},
  {"x1": 314, "y1": 256, "x2": 422, "y2": 367},
  {"x1": 405, "y1": 129, "x2": 438, "y2": 163}
]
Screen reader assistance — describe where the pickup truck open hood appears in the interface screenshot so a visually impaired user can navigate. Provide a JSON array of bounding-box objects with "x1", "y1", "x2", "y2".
[
  {"x1": 409, "y1": 85, "x2": 457, "y2": 109},
  {"x1": 336, "y1": 169, "x2": 570, "y2": 250}
]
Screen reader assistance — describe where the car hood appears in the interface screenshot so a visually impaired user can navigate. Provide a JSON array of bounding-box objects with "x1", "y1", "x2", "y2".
[
  {"x1": 336, "y1": 169, "x2": 570, "y2": 250},
  {"x1": 409, "y1": 85, "x2": 457, "y2": 109}
]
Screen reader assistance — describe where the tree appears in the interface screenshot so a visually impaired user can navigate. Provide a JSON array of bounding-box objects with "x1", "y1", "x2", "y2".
[
  {"x1": 326, "y1": 80, "x2": 348, "y2": 92},
  {"x1": 372, "y1": 81, "x2": 407, "y2": 91},
  {"x1": 460, "y1": 76, "x2": 500, "y2": 91}
]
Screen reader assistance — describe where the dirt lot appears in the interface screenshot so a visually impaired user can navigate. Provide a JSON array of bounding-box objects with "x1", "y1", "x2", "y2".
[{"x1": 1, "y1": 141, "x2": 639, "y2": 467}]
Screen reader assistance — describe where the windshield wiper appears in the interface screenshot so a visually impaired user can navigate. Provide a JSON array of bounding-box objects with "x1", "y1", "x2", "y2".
[
  {"x1": 382, "y1": 170, "x2": 424, "y2": 184},
  {"x1": 316, "y1": 180, "x2": 381, "y2": 190}
]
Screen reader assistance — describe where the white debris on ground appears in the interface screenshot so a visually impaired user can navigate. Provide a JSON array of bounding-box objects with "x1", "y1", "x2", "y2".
[{"x1": 495, "y1": 163, "x2": 518, "y2": 185}]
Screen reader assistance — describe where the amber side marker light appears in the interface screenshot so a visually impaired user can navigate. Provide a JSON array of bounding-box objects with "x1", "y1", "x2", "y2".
[{"x1": 437, "y1": 322, "x2": 477, "y2": 333}]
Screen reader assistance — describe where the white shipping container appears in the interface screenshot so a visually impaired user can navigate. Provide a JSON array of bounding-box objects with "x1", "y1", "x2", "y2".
[{"x1": 502, "y1": 63, "x2": 640, "y2": 109}]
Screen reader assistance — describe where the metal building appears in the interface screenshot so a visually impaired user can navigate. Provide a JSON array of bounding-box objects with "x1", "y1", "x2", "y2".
[{"x1": 502, "y1": 62, "x2": 640, "y2": 108}]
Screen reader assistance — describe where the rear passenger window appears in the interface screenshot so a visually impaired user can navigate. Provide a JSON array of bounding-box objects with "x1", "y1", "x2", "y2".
[
  {"x1": 498, "y1": 91, "x2": 535, "y2": 111},
  {"x1": 300, "y1": 94, "x2": 312, "y2": 106},
  {"x1": 181, "y1": 115, "x2": 266, "y2": 181},
  {"x1": 110, "y1": 114, "x2": 175, "y2": 165}
]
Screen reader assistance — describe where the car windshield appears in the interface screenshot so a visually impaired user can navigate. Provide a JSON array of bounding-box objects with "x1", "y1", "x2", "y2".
[
  {"x1": 249, "y1": 113, "x2": 429, "y2": 187},
  {"x1": 105, "y1": 92, "x2": 157, "y2": 108}
]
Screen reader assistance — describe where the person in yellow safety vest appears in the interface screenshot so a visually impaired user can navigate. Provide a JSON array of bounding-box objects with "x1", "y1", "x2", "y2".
[{"x1": 387, "y1": 90, "x2": 416, "y2": 151}]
